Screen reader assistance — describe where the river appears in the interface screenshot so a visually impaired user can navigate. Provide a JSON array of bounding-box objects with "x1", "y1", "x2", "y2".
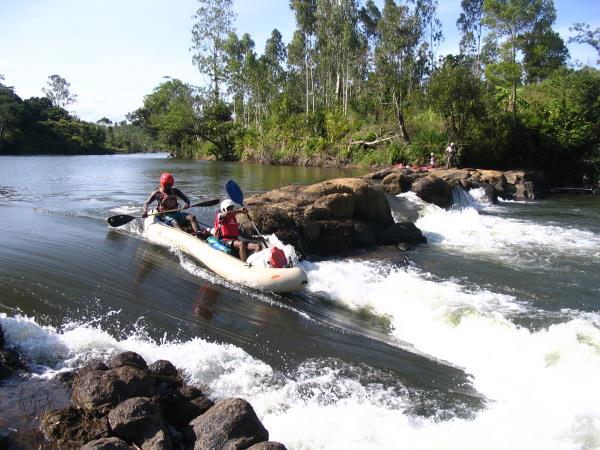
[{"x1": 1, "y1": 153, "x2": 599, "y2": 449}]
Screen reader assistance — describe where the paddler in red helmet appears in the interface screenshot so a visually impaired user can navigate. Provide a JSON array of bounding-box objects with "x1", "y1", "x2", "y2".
[{"x1": 142, "y1": 173, "x2": 201, "y2": 235}]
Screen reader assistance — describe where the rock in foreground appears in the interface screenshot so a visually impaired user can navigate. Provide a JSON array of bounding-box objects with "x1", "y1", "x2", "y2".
[
  {"x1": 239, "y1": 178, "x2": 426, "y2": 256},
  {"x1": 40, "y1": 352, "x2": 286, "y2": 450}
]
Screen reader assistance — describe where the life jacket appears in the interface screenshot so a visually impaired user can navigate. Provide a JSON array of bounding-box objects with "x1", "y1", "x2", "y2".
[
  {"x1": 214, "y1": 212, "x2": 240, "y2": 240},
  {"x1": 158, "y1": 190, "x2": 179, "y2": 212}
]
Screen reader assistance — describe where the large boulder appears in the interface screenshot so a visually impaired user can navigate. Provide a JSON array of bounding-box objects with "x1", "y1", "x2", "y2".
[
  {"x1": 381, "y1": 172, "x2": 415, "y2": 195},
  {"x1": 240, "y1": 178, "x2": 420, "y2": 256},
  {"x1": 410, "y1": 175, "x2": 453, "y2": 208},
  {"x1": 188, "y1": 398, "x2": 269, "y2": 450},
  {"x1": 107, "y1": 397, "x2": 172, "y2": 449},
  {"x1": 72, "y1": 366, "x2": 156, "y2": 412}
]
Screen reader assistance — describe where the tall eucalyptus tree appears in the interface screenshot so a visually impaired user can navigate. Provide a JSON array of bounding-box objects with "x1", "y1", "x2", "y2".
[{"x1": 191, "y1": 0, "x2": 235, "y2": 102}]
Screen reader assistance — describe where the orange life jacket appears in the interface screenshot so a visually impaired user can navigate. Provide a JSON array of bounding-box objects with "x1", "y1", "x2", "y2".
[
  {"x1": 158, "y1": 190, "x2": 179, "y2": 212},
  {"x1": 214, "y1": 212, "x2": 240, "y2": 240}
]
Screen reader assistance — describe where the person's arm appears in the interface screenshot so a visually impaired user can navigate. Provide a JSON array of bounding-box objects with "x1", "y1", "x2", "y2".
[
  {"x1": 142, "y1": 190, "x2": 159, "y2": 218},
  {"x1": 174, "y1": 188, "x2": 190, "y2": 208}
]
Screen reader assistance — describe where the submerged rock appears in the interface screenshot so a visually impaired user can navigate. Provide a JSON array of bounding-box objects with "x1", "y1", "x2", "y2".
[{"x1": 239, "y1": 178, "x2": 425, "y2": 256}]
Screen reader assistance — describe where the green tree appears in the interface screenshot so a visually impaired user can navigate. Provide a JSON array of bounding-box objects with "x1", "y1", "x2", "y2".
[
  {"x1": 0, "y1": 84, "x2": 24, "y2": 152},
  {"x1": 483, "y1": 0, "x2": 557, "y2": 115},
  {"x1": 42, "y1": 74, "x2": 78, "y2": 108},
  {"x1": 374, "y1": 0, "x2": 424, "y2": 142},
  {"x1": 130, "y1": 79, "x2": 198, "y2": 155},
  {"x1": 428, "y1": 55, "x2": 484, "y2": 141},
  {"x1": 191, "y1": 0, "x2": 235, "y2": 101},
  {"x1": 457, "y1": 0, "x2": 484, "y2": 74},
  {"x1": 290, "y1": 0, "x2": 317, "y2": 114},
  {"x1": 521, "y1": 24, "x2": 568, "y2": 83},
  {"x1": 569, "y1": 23, "x2": 600, "y2": 65}
]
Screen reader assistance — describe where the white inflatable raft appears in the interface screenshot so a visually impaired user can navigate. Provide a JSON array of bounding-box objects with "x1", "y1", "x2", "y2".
[{"x1": 144, "y1": 215, "x2": 308, "y2": 293}]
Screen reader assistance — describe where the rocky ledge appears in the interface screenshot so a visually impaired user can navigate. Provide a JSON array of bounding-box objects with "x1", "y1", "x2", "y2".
[
  {"x1": 365, "y1": 167, "x2": 551, "y2": 208},
  {"x1": 40, "y1": 351, "x2": 285, "y2": 450},
  {"x1": 238, "y1": 177, "x2": 426, "y2": 257}
]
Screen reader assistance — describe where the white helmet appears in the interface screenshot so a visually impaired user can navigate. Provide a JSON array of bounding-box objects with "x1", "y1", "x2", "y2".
[{"x1": 220, "y1": 199, "x2": 236, "y2": 213}]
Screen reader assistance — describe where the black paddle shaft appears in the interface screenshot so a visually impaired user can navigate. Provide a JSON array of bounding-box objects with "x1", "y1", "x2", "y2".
[{"x1": 107, "y1": 198, "x2": 220, "y2": 228}]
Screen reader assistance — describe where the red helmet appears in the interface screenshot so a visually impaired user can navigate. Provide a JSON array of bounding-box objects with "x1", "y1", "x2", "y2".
[{"x1": 160, "y1": 172, "x2": 174, "y2": 187}]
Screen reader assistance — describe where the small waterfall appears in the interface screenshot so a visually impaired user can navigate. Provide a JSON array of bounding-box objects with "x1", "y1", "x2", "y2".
[{"x1": 451, "y1": 186, "x2": 478, "y2": 209}]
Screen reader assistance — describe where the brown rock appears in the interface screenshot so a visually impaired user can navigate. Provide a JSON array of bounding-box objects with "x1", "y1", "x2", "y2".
[
  {"x1": 109, "y1": 352, "x2": 148, "y2": 370},
  {"x1": 160, "y1": 387, "x2": 214, "y2": 431},
  {"x1": 188, "y1": 398, "x2": 268, "y2": 450},
  {"x1": 108, "y1": 397, "x2": 171, "y2": 448},
  {"x1": 410, "y1": 175, "x2": 453, "y2": 208},
  {"x1": 72, "y1": 366, "x2": 156, "y2": 412},
  {"x1": 40, "y1": 406, "x2": 110, "y2": 449}
]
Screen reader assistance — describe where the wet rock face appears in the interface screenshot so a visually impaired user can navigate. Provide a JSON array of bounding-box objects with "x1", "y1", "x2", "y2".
[
  {"x1": 0, "y1": 323, "x2": 28, "y2": 379},
  {"x1": 188, "y1": 398, "x2": 269, "y2": 450},
  {"x1": 371, "y1": 167, "x2": 550, "y2": 204},
  {"x1": 410, "y1": 175, "x2": 453, "y2": 209},
  {"x1": 40, "y1": 351, "x2": 281, "y2": 450},
  {"x1": 239, "y1": 178, "x2": 424, "y2": 256}
]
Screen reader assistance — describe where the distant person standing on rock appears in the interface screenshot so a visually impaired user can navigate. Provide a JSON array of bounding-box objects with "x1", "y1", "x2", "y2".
[
  {"x1": 430, "y1": 152, "x2": 436, "y2": 168},
  {"x1": 445, "y1": 142, "x2": 457, "y2": 168}
]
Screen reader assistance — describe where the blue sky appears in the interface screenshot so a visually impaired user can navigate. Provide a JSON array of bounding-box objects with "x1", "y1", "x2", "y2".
[{"x1": 1, "y1": 0, "x2": 597, "y2": 122}]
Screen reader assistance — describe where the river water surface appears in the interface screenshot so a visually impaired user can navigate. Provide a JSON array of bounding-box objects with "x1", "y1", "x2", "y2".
[{"x1": 1, "y1": 154, "x2": 599, "y2": 449}]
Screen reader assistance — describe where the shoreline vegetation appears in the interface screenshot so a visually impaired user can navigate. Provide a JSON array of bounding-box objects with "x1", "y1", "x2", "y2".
[{"x1": 1, "y1": 1, "x2": 599, "y2": 187}]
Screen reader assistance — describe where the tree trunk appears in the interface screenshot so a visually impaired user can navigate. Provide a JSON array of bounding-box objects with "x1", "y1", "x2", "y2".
[{"x1": 392, "y1": 92, "x2": 410, "y2": 143}]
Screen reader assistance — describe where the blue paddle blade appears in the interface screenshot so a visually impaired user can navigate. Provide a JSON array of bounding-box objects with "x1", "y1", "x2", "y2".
[{"x1": 226, "y1": 179, "x2": 244, "y2": 205}]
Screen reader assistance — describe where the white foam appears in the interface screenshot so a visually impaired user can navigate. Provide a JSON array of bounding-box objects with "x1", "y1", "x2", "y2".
[
  {"x1": 2, "y1": 292, "x2": 600, "y2": 450},
  {"x1": 303, "y1": 259, "x2": 600, "y2": 450},
  {"x1": 401, "y1": 193, "x2": 600, "y2": 263}
]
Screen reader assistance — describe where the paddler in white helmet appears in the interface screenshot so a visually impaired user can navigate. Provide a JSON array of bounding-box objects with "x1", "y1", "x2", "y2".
[{"x1": 213, "y1": 199, "x2": 263, "y2": 262}]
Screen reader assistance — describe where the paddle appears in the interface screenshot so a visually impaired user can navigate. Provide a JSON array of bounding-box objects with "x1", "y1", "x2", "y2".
[
  {"x1": 225, "y1": 180, "x2": 268, "y2": 247},
  {"x1": 107, "y1": 198, "x2": 220, "y2": 228}
]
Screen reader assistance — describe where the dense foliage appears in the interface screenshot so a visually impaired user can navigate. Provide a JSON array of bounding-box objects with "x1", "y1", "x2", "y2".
[
  {"x1": 0, "y1": 78, "x2": 156, "y2": 155},
  {"x1": 130, "y1": 0, "x2": 599, "y2": 179}
]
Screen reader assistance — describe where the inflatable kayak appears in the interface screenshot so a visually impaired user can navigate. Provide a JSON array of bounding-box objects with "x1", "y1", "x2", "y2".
[{"x1": 143, "y1": 215, "x2": 308, "y2": 293}]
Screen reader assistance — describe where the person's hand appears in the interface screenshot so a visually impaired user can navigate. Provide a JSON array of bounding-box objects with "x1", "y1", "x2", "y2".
[
  {"x1": 142, "y1": 212, "x2": 148, "y2": 219},
  {"x1": 242, "y1": 207, "x2": 248, "y2": 215},
  {"x1": 184, "y1": 202, "x2": 190, "y2": 209}
]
